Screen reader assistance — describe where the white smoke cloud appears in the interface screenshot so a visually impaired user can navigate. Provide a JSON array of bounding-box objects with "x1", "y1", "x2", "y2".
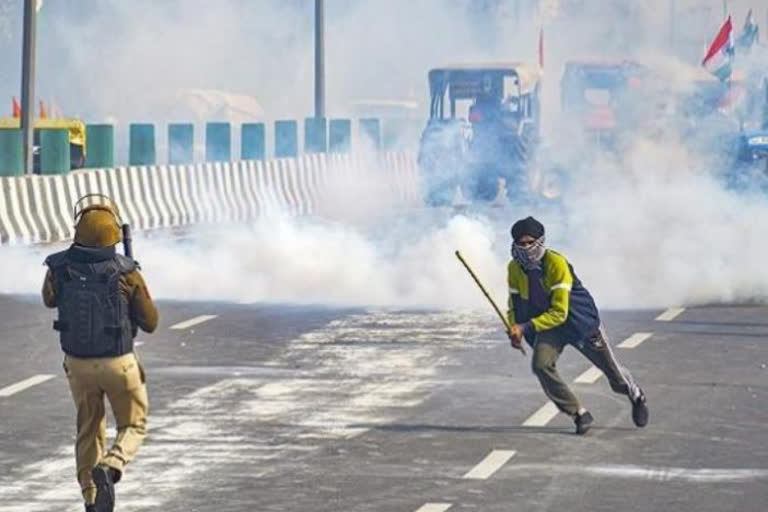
[{"x1": 3, "y1": 1, "x2": 768, "y2": 312}]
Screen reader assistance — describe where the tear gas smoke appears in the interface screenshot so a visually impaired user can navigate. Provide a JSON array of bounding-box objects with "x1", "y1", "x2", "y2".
[{"x1": 1, "y1": 1, "x2": 768, "y2": 310}]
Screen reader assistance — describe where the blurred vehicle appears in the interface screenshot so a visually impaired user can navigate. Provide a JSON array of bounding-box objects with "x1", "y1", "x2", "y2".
[
  {"x1": 675, "y1": 69, "x2": 765, "y2": 185},
  {"x1": 0, "y1": 117, "x2": 86, "y2": 171},
  {"x1": 560, "y1": 59, "x2": 653, "y2": 148},
  {"x1": 730, "y1": 78, "x2": 768, "y2": 190},
  {"x1": 418, "y1": 62, "x2": 542, "y2": 205}
]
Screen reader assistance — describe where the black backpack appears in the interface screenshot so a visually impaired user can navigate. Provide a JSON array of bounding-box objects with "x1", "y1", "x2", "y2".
[{"x1": 46, "y1": 249, "x2": 136, "y2": 358}]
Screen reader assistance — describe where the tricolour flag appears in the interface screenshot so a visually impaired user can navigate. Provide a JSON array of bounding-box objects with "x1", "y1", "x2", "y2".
[
  {"x1": 737, "y1": 9, "x2": 759, "y2": 51},
  {"x1": 702, "y1": 16, "x2": 734, "y2": 82}
]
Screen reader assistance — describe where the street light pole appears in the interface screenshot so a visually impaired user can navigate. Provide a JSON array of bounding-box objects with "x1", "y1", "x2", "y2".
[
  {"x1": 20, "y1": 0, "x2": 38, "y2": 174},
  {"x1": 314, "y1": 0, "x2": 325, "y2": 119}
]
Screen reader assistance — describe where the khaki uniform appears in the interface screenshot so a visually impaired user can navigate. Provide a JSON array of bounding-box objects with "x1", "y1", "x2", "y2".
[{"x1": 43, "y1": 264, "x2": 158, "y2": 504}]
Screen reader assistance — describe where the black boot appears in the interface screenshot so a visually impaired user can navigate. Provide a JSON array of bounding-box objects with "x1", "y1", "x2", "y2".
[
  {"x1": 85, "y1": 505, "x2": 97, "y2": 512},
  {"x1": 574, "y1": 410, "x2": 594, "y2": 435},
  {"x1": 631, "y1": 391, "x2": 649, "y2": 427},
  {"x1": 91, "y1": 464, "x2": 115, "y2": 512}
]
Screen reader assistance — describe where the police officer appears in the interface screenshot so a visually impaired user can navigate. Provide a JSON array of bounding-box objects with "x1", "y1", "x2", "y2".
[
  {"x1": 506, "y1": 216, "x2": 648, "y2": 434},
  {"x1": 42, "y1": 196, "x2": 158, "y2": 512}
]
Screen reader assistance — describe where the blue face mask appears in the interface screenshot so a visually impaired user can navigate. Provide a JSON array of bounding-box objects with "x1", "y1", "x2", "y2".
[{"x1": 511, "y1": 236, "x2": 546, "y2": 270}]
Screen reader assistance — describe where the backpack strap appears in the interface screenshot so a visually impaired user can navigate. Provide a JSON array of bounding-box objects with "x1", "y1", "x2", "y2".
[{"x1": 114, "y1": 254, "x2": 138, "y2": 274}]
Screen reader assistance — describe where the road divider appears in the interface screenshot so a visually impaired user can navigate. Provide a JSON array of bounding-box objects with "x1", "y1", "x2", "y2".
[{"x1": 0, "y1": 151, "x2": 420, "y2": 245}]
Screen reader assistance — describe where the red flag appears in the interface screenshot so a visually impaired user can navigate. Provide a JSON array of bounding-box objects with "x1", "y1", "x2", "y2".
[
  {"x1": 12, "y1": 96, "x2": 21, "y2": 117},
  {"x1": 702, "y1": 16, "x2": 733, "y2": 66},
  {"x1": 39, "y1": 100, "x2": 47, "y2": 119},
  {"x1": 538, "y1": 27, "x2": 544, "y2": 70}
]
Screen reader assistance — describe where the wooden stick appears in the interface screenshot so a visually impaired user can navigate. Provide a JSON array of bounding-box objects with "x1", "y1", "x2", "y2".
[{"x1": 455, "y1": 250, "x2": 526, "y2": 355}]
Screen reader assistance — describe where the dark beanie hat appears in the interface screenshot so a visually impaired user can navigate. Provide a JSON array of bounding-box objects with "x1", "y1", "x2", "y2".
[{"x1": 510, "y1": 216, "x2": 545, "y2": 241}]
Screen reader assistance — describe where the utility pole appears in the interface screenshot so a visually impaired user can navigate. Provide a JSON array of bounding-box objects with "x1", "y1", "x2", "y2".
[
  {"x1": 314, "y1": 0, "x2": 325, "y2": 119},
  {"x1": 20, "y1": 0, "x2": 37, "y2": 174}
]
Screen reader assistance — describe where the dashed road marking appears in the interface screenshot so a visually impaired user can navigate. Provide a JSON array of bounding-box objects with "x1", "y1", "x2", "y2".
[
  {"x1": 169, "y1": 315, "x2": 218, "y2": 330},
  {"x1": 655, "y1": 308, "x2": 685, "y2": 322},
  {"x1": 522, "y1": 401, "x2": 559, "y2": 426},
  {"x1": 0, "y1": 311, "x2": 495, "y2": 510},
  {"x1": 574, "y1": 366, "x2": 603, "y2": 384},
  {"x1": 414, "y1": 504, "x2": 453, "y2": 512},
  {"x1": 618, "y1": 332, "x2": 653, "y2": 349},
  {"x1": 0, "y1": 375, "x2": 55, "y2": 397},
  {"x1": 463, "y1": 449, "x2": 517, "y2": 479},
  {"x1": 570, "y1": 464, "x2": 768, "y2": 483}
]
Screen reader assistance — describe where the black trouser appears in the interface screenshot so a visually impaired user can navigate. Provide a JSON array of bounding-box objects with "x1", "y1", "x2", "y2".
[{"x1": 531, "y1": 325, "x2": 641, "y2": 416}]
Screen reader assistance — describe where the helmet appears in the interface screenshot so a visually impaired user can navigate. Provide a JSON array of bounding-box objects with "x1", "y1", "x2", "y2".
[{"x1": 73, "y1": 194, "x2": 123, "y2": 248}]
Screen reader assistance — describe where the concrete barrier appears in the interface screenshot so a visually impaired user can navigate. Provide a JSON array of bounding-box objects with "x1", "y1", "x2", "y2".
[
  {"x1": 205, "y1": 122, "x2": 231, "y2": 162},
  {"x1": 129, "y1": 124, "x2": 156, "y2": 166},
  {"x1": 274, "y1": 120, "x2": 298, "y2": 158},
  {"x1": 0, "y1": 129, "x2": 23, "y2": 176},
  {"x1": 329, "y1": 119, "x2": 351, "y2": 153},
  {"x1": 86, "y1": 124, "x2": 115, "y2": 168},
  {"x1": 304, "y1": 117, "x2": 327, "y2": 154},
  {"x1": 0, "y1": 151, "x2": 421, "y2": 245},
  {"x1": 168, "y1": 123, "x2": 194, "y2": 165},
  {"x1": 241, "y1": 123, "x2": 265, "y2": 160},
  {"x1": 39, "y1": 129, "x2": 70, "y2": 175}
]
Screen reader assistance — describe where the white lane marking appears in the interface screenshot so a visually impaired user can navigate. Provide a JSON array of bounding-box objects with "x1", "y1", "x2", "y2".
[
  {"x1": 522, "y1": 402, "x2": 559, "y2": 426},
  {"x1": 500, "y1": 463, "x2": 768, "y2": 483},
  {"x1": 655, "y1": 307, "x2": 685, "y2": 322},
  {"x1": 573, "y1": 464, "x2": 768, "y2": 483},
  {"x1": 0, "y1": 311, "x2": 496, "y2": 511},
  {"x1": 169, "y1": 315, "x2": 218, "y2": 330},
  {"x1": 0, "y1": 375, "x2": 55, "y2": 397},
  {"x1": 618, "y1": 332, "x2": 653, "y2": 349},
  {"x1": 414, "y1": 504, "x2": 453, "y2": 512},
  {"x1": 574, "y1": 366, "x2": 603, "y2": 384},
  {"x1": 463, "y1": 449, "x2": 516, "y2": 479}
]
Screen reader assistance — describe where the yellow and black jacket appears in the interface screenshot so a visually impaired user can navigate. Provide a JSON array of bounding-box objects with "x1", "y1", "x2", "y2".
[{"x1": 507, "y1": 249, "x2": 599, "y2": 345}]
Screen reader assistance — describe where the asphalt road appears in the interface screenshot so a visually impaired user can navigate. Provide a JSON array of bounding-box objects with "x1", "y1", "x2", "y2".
[{"x1": 0, "y1": 295, "x2": 766, "y2": 512}]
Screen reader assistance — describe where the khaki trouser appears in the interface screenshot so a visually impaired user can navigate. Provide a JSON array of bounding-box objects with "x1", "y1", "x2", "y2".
[
  {"x1": 531, "y1": 326, "x2": 641, "y2": 417},
  {"x1": 63, "y1": 352, "x2": 148, "y2": 504}
]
